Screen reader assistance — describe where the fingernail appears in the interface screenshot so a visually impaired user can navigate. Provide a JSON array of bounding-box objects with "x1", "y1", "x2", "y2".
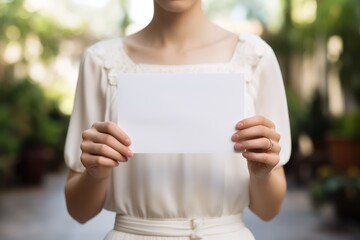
[
  {"x1": 236, "y1": 122, "x2": 243, "y2": 129},
  {"x1": 234, "y1": 143, "x2": 242, "y2": 152},
  {"x1": 232, "y1": 134, "x2": 239, "y2": 141},
  {"x1": 235, "y1": 142, "x2": 242, "y2": 150},
  {"x1": 125, "y1": 138, "x2": 131, "y2": 145},
  {"x1": 127, "y1": 150, "x2": 134, "y2": 157}
]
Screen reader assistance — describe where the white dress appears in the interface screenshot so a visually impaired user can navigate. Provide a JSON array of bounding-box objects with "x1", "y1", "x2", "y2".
[{"x1": 64, "y1": 33, "x2": 291, "y2": 240}]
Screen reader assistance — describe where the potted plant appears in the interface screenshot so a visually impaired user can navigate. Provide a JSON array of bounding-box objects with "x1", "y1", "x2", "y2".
[
  {"x1": 0, "y1": 79, "x2": 68, "y2": 186},
  {"x1": 12, "y1": 79, "x2": 67, "y2": 185},
  {"x1": 327, "y1": 111, "x2": 360, "y2": 171},
  {"x1": 311, "y1": 166, "x2": 360, "y2": 222}
]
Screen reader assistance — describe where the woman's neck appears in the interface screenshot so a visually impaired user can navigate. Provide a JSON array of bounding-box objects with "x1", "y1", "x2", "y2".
[
  {"x1": 122, "y1": 1, "x2": 238, "y2": 65},
  {"x1": 144, "y1": 1, "x2": 212, "y2": 50}
]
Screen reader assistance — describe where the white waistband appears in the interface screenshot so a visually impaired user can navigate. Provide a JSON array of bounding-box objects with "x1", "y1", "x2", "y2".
[{"x1": 114, "y1": 214, "x2": 245, "y2": 240}]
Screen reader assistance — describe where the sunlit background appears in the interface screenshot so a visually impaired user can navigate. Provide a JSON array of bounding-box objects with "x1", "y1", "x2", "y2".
[{"x1": 1, "y1": 0, "x2": 360, "y2": 239}]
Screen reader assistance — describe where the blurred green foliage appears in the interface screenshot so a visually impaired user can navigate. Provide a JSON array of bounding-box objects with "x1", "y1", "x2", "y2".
[
  {"x1": 310, "y1": 165, "x2": 360, "y2": 221},
  {"x1": 268, "y1": 0, "x2": 360, "y2": 142},
  {"x1": 0, "y1": 79, "x2": 69, "y2": 185},
  {"x1": 205, "y1": 0, "x2": 268, "y2": 24},
  {"x1": 332, "y1": 111, "x2": 360, "y2": 140},
  {"x1": 0, "y1": 0, "x2": 74, "y2": 185},
  {"x1": 314, "y1": 0, "x2": 360, "y2": 106},
  {"x1": 1, "y1": 0, "x2": 360, "y2": 185},
  {"x1": 0, "y1": 79, "x2": 65, "y2": 146},
  {"x1": 0, "y1": 0, "x2": 74, "y2": 65}
]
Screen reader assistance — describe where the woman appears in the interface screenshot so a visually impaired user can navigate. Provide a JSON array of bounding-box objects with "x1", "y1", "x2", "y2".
[{"x1": 64, "y1": 0, "x2": 291, "y2": 239}]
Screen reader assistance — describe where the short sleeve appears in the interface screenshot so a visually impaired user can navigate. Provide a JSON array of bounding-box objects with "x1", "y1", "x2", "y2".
[
  {"x1": 253, "y1": 45, "x2": 291, "y2": 166},
  {"x1": 64, "y1": 48, "x2": 107, "y2": 172}
]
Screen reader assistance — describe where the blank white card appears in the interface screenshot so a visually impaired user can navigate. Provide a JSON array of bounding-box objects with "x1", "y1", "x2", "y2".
[{"x1": 117, "y1": 73, "x2": 244, "y2": 153}]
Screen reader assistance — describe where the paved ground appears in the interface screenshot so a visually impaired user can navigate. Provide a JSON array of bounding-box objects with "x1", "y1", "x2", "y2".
[{"x1": 0, "y1": 169, "x2": 359, "y2": 240}]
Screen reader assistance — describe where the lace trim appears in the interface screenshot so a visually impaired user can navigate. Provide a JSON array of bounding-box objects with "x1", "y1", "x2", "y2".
[{"x1": 91, "y1": 34, "x2": 268, "y2": 85}]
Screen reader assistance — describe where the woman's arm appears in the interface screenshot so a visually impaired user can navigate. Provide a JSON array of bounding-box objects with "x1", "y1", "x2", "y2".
[
  {"x1": 248, "y1": 166, "x2": 286, "y2": 221},
  {"x1": 64, "y1": 122, "x2": 133, "y2": 223},
  {"x1": 65, "y1": 170, "x2": 110, "y2": 223},
  {"x1": 232, "y1": 116, "x2": 287, "y2": 221}
]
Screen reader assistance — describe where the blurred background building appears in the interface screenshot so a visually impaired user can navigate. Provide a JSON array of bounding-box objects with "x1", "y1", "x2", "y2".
[{"x1": 1, "y1": 0, "x2": 360, "y2": 239}]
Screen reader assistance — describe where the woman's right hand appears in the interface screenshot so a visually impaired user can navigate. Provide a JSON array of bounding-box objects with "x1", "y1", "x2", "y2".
[{"x1": 80, "y1": 122, "x2": 133, "y2": 180}]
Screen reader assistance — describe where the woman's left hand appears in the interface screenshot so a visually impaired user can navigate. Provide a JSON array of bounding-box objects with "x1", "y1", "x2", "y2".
[{"x1": 231, "y1": 116, "x2": 281, "y2": 179}]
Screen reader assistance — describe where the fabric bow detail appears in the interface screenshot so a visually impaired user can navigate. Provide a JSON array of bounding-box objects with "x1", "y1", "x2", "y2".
[{"x1": 190, "y1": 218, "x2": 204, "y2": 240}]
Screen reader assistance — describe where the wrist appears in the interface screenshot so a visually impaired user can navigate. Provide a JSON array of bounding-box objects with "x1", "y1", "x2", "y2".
[
  {"x1": 83, "y1": 169, "x2": 110, "y2": 183},
  {"x1": 249, "y1": 169, "x2": 273, "y2": 183}
]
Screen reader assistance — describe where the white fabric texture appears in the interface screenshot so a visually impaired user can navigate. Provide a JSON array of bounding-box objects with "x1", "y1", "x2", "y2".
[
  {"x1": 64, "y1": 33, "x2": 291, "y2": 240},
  {"x1": 109, "y1": 214, "x2": 249, "y2": 239}
]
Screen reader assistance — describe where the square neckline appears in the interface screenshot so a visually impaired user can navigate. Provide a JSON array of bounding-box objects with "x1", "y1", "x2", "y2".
[{"x1": 119, "y1": 35, "x2": 242, "y2": 69}]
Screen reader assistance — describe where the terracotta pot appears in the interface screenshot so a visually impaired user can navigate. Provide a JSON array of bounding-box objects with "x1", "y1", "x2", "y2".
[{"x1": 327, "y1": 138, "x2": 360, "y2": 171}]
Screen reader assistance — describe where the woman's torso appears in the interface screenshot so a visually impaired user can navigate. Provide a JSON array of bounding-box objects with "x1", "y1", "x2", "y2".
[{"x1": 95, "y1": 34, "x2": 268, "y2": 218}]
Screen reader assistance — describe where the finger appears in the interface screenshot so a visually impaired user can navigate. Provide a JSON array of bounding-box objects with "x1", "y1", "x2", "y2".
[
  {"x1": 234, "y1": 138, "x2": 281, "y2": 153},
  {"x1": 236, "y1": 116, "x2": 275, "y2": 130},
  {"x1": 242, "y1": 151, "x2": 280, "y2": 167},
  {"x1": 81, "y1": 152, "x2": 121, "y2": 169},
  {"x1": 82, "y1": 130, "x2": 133, "y2": 158},
  {"x1": 81, "y1": 141, "x2": 129, "y2": 162},
  {"x1": 92, "y1": 122, "x2": 131, "y2": 146},
  {"x1": 232, "y1": 125, "x2": 275, "y2": 141}
]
